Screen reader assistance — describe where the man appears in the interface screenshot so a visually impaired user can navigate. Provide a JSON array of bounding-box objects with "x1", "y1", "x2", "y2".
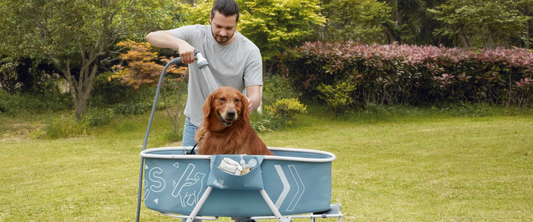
[{"x1": 146, "y1": 0, "x2": 263, "y2": 148}]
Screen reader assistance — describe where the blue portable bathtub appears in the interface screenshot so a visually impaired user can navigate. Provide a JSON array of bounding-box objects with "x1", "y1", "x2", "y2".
[
  {"x1": 140, "y1": 147, "x2": 336, "y2": 218},
  {"x1": 135, "y1": 54, "x2": 342, "y2": 221}
]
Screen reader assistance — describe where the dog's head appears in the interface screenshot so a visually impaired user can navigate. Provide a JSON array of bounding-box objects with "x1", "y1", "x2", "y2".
[{"x1": 202, "y1": 86, "x2": 249, "y2": 130}]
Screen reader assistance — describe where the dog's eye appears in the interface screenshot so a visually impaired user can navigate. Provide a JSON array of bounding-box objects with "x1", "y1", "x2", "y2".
[
  {"x1": 220, "y1": 98, "x2": 226, "y2": 102},
  {"x1": 234, "y1": 99, "x2": 239, "y2": 103}
]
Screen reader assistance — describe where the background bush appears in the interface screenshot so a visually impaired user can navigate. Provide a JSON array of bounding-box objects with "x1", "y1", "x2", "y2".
[
  {"x1": 277, "y1": 42, "x2": 533, "y2": 108},
  {"x1": 83, "y1": 109, "x2": 117, "y2": 127},
  {"x1": 265, "y1": 98, "x2": 307, "y2": 125},
  {"x1": 0, "y1": 88, "x2": 71, "y2": 115},
  {"x1": 45, "y1": 116, "x2": 88, "y2": 139},
  {"x1": 317, "y1": 82, "x2": 357, "y2": 114},
  {"x1": 250, "y1": 75, "x2": 305, "y2": 132},
  {"x1": 89, "y1": 71, "x2": 139, "y2": 107},
  {"x1": 262, "y1": 74, "x2": 300, "y2": 106}
]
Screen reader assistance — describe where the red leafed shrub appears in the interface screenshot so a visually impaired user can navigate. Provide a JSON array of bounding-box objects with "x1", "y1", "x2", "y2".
[{"x1": 277, "y1": 42, "x2": 533, "y2": 107}]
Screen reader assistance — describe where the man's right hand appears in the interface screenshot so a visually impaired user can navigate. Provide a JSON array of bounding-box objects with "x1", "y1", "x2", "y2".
[{"x1": 178, "y1": 43, "x2": 196, "y2": 64}]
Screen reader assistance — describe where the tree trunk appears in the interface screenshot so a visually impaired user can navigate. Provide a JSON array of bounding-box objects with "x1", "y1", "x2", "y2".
[
  {"x1": 526, "y1": 20, "x2": 530, "y2": 49},
  {"x1": 458, "y1": 30, "x2": 471, "y2": 49},
  {"x1": 74, "y1": 62, "x2": 98, "y2": 120},
  {"x1": 381, "y1": 4, "x2": 404, "y2": 44},
  {"x1": 382, "y1": 24, "x2": 398, "y2": 44},
  {"x1": 396, "y1": 8, "x2": 404, "y2": 29},
  {"x1": 52, "y1": 55, "x2": 99, "y2": 121},
  {"x1": 483, "y1": 28, "x2": 494, "y2": 50}
]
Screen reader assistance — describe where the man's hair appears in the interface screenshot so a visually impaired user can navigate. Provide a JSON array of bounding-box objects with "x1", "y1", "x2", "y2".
[{"x1": 211, "y1": 0, "x2": 239, "y2": 22}]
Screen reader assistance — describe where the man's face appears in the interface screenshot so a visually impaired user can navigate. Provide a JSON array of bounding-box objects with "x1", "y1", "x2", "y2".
[{"x1": 210, "y1": 11, "x2": 237, "y2": 45}]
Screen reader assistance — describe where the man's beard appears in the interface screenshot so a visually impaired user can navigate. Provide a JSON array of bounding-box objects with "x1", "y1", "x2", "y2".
[{"x1": 212, "y1": 30, "x2": 235, "y2": 44}]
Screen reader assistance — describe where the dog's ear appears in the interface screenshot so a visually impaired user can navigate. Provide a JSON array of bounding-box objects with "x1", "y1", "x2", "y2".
[
  {"x1": 202, "y1": 93, "x2": 214, "y2": 119},
  {"x1": 240, "y1": 93, "x2": 250, "y2": 122}
]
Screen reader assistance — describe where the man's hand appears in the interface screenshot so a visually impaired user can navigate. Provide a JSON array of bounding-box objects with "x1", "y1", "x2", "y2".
[
  {"x1": 246, "y1": 85, "x2": 262, "y2": 115},
  {"x1": 247, "y1": 98, "x2": 254, "y2": 115},
  {"x1": 178, "y1": 43, "x2": 196, "y2": 64}
]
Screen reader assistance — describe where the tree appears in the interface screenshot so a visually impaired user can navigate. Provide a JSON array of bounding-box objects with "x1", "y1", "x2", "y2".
[
  {"x1": 510, "y1": 0, "x2": 533, "y2": 49},
  {"x1": 318, "y1": 0, "x2": 391, "y2": 43},
  {"x1": 112, "y1": 40, "x2": 188, "y2": 134},
  {"x1": 237, "y1": 0, "x2": 325, "y2": 61},
  {"x1": 175, "y1": 0, "x2": 325, "y2": 61},
  {"x1": 0, "y1": 57, "x2": 19, "y2": 93},
  {"x1": 0, "y1": 0, "x2": 179, "y2": 120},
  {"x1": 429, "y1": 0, "x2": 530, "y2": 49}
]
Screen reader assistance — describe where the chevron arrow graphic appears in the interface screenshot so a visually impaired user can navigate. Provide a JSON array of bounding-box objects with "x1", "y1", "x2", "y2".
[
  {"x1": 274, "y1": 165, "x2": 290, "y2": 209},
  {"x1": 286, "y1": 165, "x2": 305, "y2": 211}
]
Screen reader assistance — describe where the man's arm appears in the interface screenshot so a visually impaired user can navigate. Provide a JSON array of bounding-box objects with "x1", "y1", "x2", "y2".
[
  {"x1": 246, "y1": 85, "x2": 262, "y2": 114},
  {"x1": 145, "y1": 30, "x2": 196, "y2": 64}
]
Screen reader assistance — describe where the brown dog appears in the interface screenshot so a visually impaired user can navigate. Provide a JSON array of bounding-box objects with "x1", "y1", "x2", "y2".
[{"x1": 195, "y1": 86, "x2": 273, "y2": 155}]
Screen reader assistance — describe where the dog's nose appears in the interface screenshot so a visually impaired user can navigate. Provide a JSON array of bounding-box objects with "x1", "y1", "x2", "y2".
[{"x1": 227, "y1": 110, "x2": 235, "y2": 118}]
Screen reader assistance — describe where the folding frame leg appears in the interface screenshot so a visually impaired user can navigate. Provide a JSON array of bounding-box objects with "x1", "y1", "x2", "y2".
[
  {"x1": 186, "y1": 186, "x2": 213, "y2": 222},
  {"x1": 259, "y1": 190, "x2": 290, "y2": 222}
]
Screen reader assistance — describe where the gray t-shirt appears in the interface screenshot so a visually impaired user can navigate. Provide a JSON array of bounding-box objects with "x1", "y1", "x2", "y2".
[{"x1": 170, "y1": 25, "x2": 263, "y2": 127}]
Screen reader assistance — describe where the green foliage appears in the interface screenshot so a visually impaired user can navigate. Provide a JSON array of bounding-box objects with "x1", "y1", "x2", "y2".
[
  {"x1": 89, "y1": 71, "x2": 138, "y2": 107},
  {"x1": 113, "y1": 103, "x2": 152, "y2": 115},
  {"x1": 174, "y1": 0, "x2": 212, "y2": 25},
  {"x1": 317, "y1": 82, "x2": 357, "y2": 114},
  {"x1": 0, "y1": 57, "x2": 19, "y2": 93},
  {"x1": 82, "y1": 109, "x2": 117, "y2": 127},
  {"x1": 278, "y1": 41, "x2": 533, "y2": 108},
  {"x1": 250, "y1": 115, "x2": 275, "y2": 132},
  {"x1": 0, "y1": 89, "x2": 71, "y2": 115},
  {"x1": 428, "y1": 0, "x2": 530, "y2": 49},
  {"x1": 250, "y1": 111, "x2": 291, "y2": 132},
  {"x1": 163, "y1": 129, "x2": 184, "y2": 143},
  {"x1": 237, "y1": 0, "x2": 325, "y2": 60},
  {"x1": 250, "y1": 98, "x2": 307, "y2": 132},
  {"x1": 448, "y1": 102, "x2": 495, "y2": 117},
  {"x1": 320, "y1": 0, "x2": 391, "y2": 43},
  {"x1": 262, "y1": 74, "x2": 300, "y2": 106},
  {"x1": 251, "y1": 75, "x2": 303, "y2": 132},
  {"x1": 265, "y1": 98, "x2": 307, "y2": 125},
  {"x1": 45, "y1": 116, "x2": 88, "y2": 139},
  {"x1": 0, "y1": 0, "x2": 180, "y2": 120},
  {"x1": 175, "y1": 0, "x2": 325, "y2": 60}
]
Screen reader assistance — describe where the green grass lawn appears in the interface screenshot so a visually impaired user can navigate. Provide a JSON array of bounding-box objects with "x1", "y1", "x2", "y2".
[{"x1": 1, "y1": 108, "x2": 532, "y2": 221}]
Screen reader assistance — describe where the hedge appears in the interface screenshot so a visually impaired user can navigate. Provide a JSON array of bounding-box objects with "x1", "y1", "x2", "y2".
[{"x1": 277, "y1": 42, "x2": 533, "y2": 107}]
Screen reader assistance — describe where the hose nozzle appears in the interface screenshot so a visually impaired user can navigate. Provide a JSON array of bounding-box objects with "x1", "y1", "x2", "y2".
[{"x1": 196, "y1": 52, "x2": 209, "y2": 69}]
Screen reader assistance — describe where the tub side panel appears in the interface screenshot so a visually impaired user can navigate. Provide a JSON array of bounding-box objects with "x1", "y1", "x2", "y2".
[
  {"x1": 142, "y1": 149, "x2": 334, "y2": 217},
  {"x1": 198, "y1": 190, "x2": 270, "y2": 217},
  {"x1": 143, "y1": 158, "x2": 211, "y2": 215},
  {"x1": 261, "y1": 160, "x2": 332, "y2": 215}
]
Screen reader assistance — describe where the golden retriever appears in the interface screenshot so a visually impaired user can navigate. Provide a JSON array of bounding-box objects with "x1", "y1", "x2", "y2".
[{"x1": 195, "y1": 86, "x2": 274, "y2": 155}]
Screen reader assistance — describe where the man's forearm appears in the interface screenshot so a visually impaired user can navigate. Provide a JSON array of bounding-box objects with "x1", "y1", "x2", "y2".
[
  {"x1": 146, "y1": 31, "x2": 183, "y2": 50},
  {"x1": 146, "y1": 30, "x2": 196, "y2": 63},
  {"x1": 246, "y1": 85, "x2": 262, "y2": 112}
]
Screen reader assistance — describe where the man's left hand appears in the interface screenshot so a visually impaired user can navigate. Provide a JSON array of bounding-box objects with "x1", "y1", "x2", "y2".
[{"x1": 247, "y1": 98, "x2": 253, "y2": 115}]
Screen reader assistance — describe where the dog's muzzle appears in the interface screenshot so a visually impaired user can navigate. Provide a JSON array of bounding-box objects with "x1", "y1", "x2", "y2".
[{"x1": 218, "y1": 111, "x2": 236, "y2": 126}]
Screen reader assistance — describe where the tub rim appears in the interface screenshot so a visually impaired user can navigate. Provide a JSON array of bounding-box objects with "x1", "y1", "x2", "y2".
[{"x1": 140, "y1": 147, "x2": 336, "y2": 163}]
